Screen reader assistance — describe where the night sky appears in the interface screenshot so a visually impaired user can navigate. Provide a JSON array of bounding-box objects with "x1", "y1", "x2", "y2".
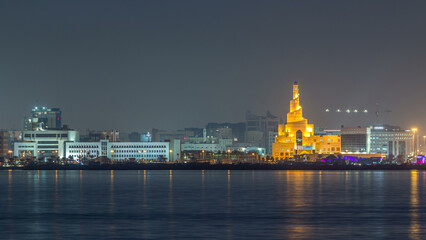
[{"x1": 1, "y1": 0, "x2": 425, "y2": 132}]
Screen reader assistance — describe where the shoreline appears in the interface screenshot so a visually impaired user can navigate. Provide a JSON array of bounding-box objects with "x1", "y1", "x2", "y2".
[{"x1": 2, "y1": 163, "x2": 426, "y2": 171}]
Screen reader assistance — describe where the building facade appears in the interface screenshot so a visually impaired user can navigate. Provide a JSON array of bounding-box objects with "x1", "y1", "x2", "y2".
[
  {"x1": 205, "y1": 122, "x2": 246, "y2": 142},
  {"x1": 341, "y1": 127, "x2": 371, "y2": 153},
  {"x1": 245, "y1": 110, "x2": 278, "y2": 150},
  {"x1": 369, "y1": 125, "x2": 414, "y2": 159},
  {"x1": 0, "y1": 131, "x2": 9, "y2": 157},
  {"x1": 65, "y1": 140, "x2": 170, "y2": 162},
  {"x1": 268, "y1": 131, "x2": 278, "y2": 155},
  {"x1": 22, "y1": 107, "x2": 62, "y2": 131},
  {"x1": 181, "y1": 143, "x2": 221, "y2": 152},
  {"x1": 14, "y1": 129, "x2": 79, "y2": 159},
  {"x1": 272, "y1": 82, "x2": 341, "y2": 160}
]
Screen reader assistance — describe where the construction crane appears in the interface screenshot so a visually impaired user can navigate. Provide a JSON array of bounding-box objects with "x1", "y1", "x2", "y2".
[{"x1": 374, "y1": 103, "x2": 391, "y2": 118}]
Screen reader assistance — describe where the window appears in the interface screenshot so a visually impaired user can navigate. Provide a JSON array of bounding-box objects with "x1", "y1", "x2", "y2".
[{"x1": 296, "y1": 130, "x2": 303, "y2": 146}]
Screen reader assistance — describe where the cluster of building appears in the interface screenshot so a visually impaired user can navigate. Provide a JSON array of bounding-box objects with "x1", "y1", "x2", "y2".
[
  {"x1": 0, "y1": 82, "x2": 422, "y2": 163},
  {"x1": 271, "y1": 82, "x2": 418, "y2": 161}
]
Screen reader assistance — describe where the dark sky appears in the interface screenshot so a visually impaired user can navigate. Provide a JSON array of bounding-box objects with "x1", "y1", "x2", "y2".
[{"x1": 1, "y1": 0, "x2": 425, "y2": 133}]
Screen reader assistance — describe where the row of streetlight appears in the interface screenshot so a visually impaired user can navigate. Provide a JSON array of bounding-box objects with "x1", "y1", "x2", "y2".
[{"x1": 411, "y1": 128, "x2": 426, "y2": 161}]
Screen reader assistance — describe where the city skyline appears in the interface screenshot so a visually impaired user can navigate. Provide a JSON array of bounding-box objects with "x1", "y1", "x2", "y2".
[
  {"x1": 1, "y1": 1, "x2": 425, "y2": 132},
  {"x1": 2, "y1": 2, "x2": 426, "y2": 239}
]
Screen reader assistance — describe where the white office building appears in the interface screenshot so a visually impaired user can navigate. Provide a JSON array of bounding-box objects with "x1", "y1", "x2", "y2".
[
  {"x1": 66, "y1": 140, "x2": 170, "y2": 162},
  {"x1": 14, "y1": 129, "x2": 79, "y2": 159},
  {"x1": 369, "y1": 125, "x2": 414, "y2": 158}
]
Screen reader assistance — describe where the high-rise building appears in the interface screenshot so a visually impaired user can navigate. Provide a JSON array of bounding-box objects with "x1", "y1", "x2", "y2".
[
  {"x1": 245, "y1": 111, "x2": 278, "y2": 151},
  {"x1": 22, "y1": 107, "x2": 62, "y2": 131},
  {"x1": 272, "y1": 82, "x2": 341, "y2": 160}
]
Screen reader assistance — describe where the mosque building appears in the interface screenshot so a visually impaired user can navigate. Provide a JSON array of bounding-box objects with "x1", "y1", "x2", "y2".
[{"x1": 272, "y1": 82, "x2": 341, "y2": 160}]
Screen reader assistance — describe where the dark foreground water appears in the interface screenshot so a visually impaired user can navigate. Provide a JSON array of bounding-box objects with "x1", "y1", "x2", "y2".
[{"x1": 1, "y1": 170, "x2": 425, "y2": 239}]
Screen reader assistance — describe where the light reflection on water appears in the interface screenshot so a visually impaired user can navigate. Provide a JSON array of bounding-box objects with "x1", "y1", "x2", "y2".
[
  {"x1": 0, "y1": 170, "x2": 425, "y2": 239},
  {"x1": 409, "y1": 170, "x2": 419, "y2": 240}
]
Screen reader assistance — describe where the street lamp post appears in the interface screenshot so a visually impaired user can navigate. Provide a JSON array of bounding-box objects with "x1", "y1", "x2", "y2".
[
  {"x1": 423, "y1": 136, "x2": 426, "y2": 155},
  {"x1": 412, "y1": 128, "x2": 417, "y2": 163},
  {"x1": 202, "y1": 150, "x2": 205, "y2": 162},
  {"x1": 169, "y1": 149, "x2": 173, "y2": 162},
  {"x1": 111, "y1": 150, "x2": 114, "y2": 162}
]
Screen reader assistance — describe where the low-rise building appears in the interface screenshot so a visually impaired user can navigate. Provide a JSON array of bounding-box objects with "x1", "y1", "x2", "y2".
[
  {"x1": 14, "y1": 129, "x2": 79, "y2": 159},
  {"x1": 65, "y1": 140, "x2": 169, "y2": 162},
  {"x1": 181, "y1": 143, "x2": 220, "y2": 152},
  {"x1": 341, "y1": 127, "x2": 371, "y2": 153},
  {"x1": 369, "y1": 125, "x2": 414, "y2": 159}
]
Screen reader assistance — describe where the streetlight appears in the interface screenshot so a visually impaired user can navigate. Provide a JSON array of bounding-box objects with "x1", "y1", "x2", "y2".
[
  {"x1": 412, "y1": 128, "x2": 417, "y2": 163},
  {"x1": 202, "y1": 150, "x2": 205, "y2": 161},
  {"x1": 169, "y1": 149, "x2": 173, "y2": 162},
  {"x1": 423, "y1": 136, "x2": 426, "y2": 154},
  {"x1": 8, "y1": 150, "x2": 12, "y2": 158},
  {"x1": 111, "y1": 150, "x2": 114, "y2": 162},
  {"x1": 227, "y1": 149, "x2": 231, "y2": 162}
]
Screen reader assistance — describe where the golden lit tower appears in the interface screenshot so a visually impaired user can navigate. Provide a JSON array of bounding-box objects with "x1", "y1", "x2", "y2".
[{"x1": 273, "y1": 82, "x2": 341, "y2": 160}]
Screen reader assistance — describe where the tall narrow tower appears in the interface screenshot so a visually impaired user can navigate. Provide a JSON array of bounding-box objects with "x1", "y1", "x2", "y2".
[{"x1": 287, "y1": 81, "x2": 305, "y2": 123}]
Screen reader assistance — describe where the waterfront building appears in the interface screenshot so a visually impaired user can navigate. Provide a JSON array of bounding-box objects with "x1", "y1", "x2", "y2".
[
  {"x1": 169, "y1": 139, "x2": 181, "y2": 161},
  {"x1": 272, "y1": 82, "x2": 341, "y2": 160},
  {"x1": 22, "y1": 107, "x2": 62, "y2": 131},
  {"x1": 14, "y1": 129, "x2": 79, "y2": 159},
  {"x1": 369, "y1": 125, "x2": 414, "y2": 159},
  {"x1": 181, "y1": 143, "x2": 220, "y2": 152},
  {"x1": 65, "y1": 140, "x2": 169, "y2": 162},
  {"x1": 243, "y1": 147, "x2": 266, "y2": 157},
  {"x1": 341, "y1": 127, "x2": 371, "y2": 153}
]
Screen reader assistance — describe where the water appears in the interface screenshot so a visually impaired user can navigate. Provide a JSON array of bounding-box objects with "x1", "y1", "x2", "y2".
[{"x1": 0, "y1": 170, "x2": 425, "y2": 239}]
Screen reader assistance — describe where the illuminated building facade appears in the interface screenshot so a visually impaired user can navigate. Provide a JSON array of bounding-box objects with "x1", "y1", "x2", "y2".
[
  {"x1": 65, "y1": 140, "x2": 170, "y2": 162},
  {"x1": 272, "y1": 82, "x2": 341, "y2": 160},
  {"x1": 369, "y1": 125, "x2": 413, "y2": 159},
  {"x1": 22, "y1": 107, "x2": 62, "y2": 131},
  {"x1": 14, "y1": 129, "x2": 79, "y2": 159}
]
